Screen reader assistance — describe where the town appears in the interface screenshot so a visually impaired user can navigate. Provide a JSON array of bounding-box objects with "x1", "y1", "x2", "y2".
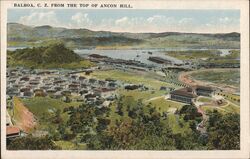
[
  {"x1": 5, "y1": 11, "x2": 241, "y2": 149},
  {"x1": 6, "y1": 51, "x2": 240, "y2": 143},
  {"x1": 7, "y1": 67, "x2": 118, "y2": 105}
]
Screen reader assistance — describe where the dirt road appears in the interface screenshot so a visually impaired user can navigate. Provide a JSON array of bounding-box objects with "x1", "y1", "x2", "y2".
[{"x1": 13, "y1": 97, "x2": 37, "y2": 133}]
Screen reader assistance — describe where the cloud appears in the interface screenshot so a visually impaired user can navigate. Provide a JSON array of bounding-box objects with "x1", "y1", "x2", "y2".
[
  {"x1": 147, "y1": 15, "x2": 175, "y2": 25},
  {"x1": 18, "y1": 11, "x2": 94, "y2": 29},
  {"x1": 17, "y1": 11, "x2": 239, "y2": 33},
  {"x1": 71, "y1": 13, "x2": 92, "y2": 28},
  {"x1": 196, "y1": 16, "x2": 240, "y2": 33},
  {"x1": 113, "y1": 17, "x2": 147, "y2": 32},
  {"x1": 178, "y1": 18, "x2": 194, "y2": 25},
  {"x1": 219, "y1": 17, "x2": 231, "y2": 24},
  {"x1": 19, "y1": 11, "x2": 60, "y2": 27},
  {"x1": 111, "y1": 15, "x2": 197, "y2": 33},
  {"x1": 115, "y1": 17, "x2": 129, "y2": 25}
]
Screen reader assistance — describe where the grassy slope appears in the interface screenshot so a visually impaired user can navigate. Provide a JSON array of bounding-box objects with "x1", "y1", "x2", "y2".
[
  {"x1": 146, "y1": 97, "x2": 184, "y2": 115},
  {"x1": 166, "y1": 114, "x2": 192, "y2": 135},
  {"x1": 166, "y1": 49, "x2": 240, "y2": 67},
  {"x1": 190, "y1": 69, "x2": 240, "y2": 88},
  {"x1": 22, "y1": 97, "x2": 81, "y2": 115},
  {"x1": 91, "y1": 70, "x2": 174, "y2": 90},
  {"x1": 12, "y1": 97, "x2": 23, "y2": 124},
  {"x1": 21, "y1": 97, "x2": 84, "y2": 149},
  {"x1": 165, "y1": 50, "x2": 221, "y2": 60},
  {"x1": 8, "y1": 44, "x2": 95, "y2": 69},
  {"x1": 22, "y1": 97, "x2": 82, "y2": 130},
  {"x1": 119, "y1": 89, "x2": 166, "y2": 101},
  {"x1": 143, "y1": 35, "x2": 240, "y2": 49},
  {"x1": 197, "y1": 97, "x2": 213, "y2": 103},
  {"x1": 222, "y1": 103, "x2": 240, "y2": 114},
  {"x1": 201, "y1": 103, "x2": 240, "y2": 114},
  {"x1": 8, "y1": 34, "x2": 240, "y2": 49}
]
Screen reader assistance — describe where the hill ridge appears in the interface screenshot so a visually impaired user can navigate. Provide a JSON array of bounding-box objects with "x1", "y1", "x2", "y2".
[{"x1": 7, "y1": 23, "x2": 240, "y2": 49}]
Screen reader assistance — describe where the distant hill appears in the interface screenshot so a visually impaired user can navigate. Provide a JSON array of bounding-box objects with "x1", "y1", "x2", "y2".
[
  {"x1": 7, "y1": 44, "x2": 93, "y2": 68},
  {"x1": 7, "y1": 23, "x2": 240, "y2": 49}
]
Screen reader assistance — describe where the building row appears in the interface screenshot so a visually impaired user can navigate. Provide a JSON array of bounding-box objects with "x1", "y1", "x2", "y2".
[
  {"x1": 7, "y1": 67, "x2": 120, "y2": 107},
  {"x1": 170, "y1": 86, "x2": 215, "y2": 104}
]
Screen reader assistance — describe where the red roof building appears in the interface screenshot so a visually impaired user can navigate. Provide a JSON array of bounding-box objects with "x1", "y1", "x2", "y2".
[{"x1": 6, "y1": 126, "x2": 21, "y2": 139}]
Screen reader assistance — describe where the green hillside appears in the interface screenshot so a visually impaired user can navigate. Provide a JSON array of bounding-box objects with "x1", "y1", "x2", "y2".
[
  {"x1": 7, "y1": 23, "x2": 240, "y2": 49},
  {"x1": 8, "y1": 44, "x2": 93, "y2": 68}
]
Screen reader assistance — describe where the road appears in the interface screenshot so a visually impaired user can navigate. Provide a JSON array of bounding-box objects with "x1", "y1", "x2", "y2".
[
  {"x1": 146, "y1": 95, "x2": 167, "y2": 102},
  {"x1": 193, "y1": 99, "x2": 208, "y2": 133}
]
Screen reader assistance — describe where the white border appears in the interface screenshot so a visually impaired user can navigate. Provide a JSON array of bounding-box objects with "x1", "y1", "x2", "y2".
[{"x1": 1, "y1": 1, "x2": 249, "y2": 159}]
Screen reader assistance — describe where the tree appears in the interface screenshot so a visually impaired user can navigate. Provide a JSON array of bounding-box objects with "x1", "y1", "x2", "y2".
[
  {"x1": 67, "y1": 104, "x2": 96, "y2": 134},
  {"x1": 52, "y1": 109, "x2": 62, "y2": 124},
  {"x1": 207, "y1": 111, "x2": 240, "y2": 150},
  {"x1": 179, "y1": 105, "x2": 202, "y2": 122},
  {"x1": 96, "y1": 117, "x2": 111, "y2": 133},
  {"x1": 7, "y1": 135, "x2": 61, "y2": 150},
  {"x1": 57, "y1": 123, "x2": 66, "y2": 139}
]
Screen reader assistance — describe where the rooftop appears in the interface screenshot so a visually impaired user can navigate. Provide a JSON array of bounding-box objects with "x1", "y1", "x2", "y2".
[
  {"x1": 195, "y1": 85, "x2": 214, "y2": 91},
  {"x1": 170, "y1": 87, "x2": 197, "y2": 98},
  {"x1": 6, "y1": 126, "x2": 20, "y2": 135}
]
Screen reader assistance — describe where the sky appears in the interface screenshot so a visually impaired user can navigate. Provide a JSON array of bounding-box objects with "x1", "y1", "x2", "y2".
[{"x1": 8, "y1": 9, "x2": 240, "y2": 33}]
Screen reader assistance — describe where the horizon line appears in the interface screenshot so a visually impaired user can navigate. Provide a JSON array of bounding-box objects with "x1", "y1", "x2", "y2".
[{"x1": 7, "y1": 22, "x2": 240, "y2": 35}]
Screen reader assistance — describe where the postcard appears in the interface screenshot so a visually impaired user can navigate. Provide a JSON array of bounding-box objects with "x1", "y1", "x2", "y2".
[{"x1": 1, "y1": 0, "x2": 249, "y2": 159}]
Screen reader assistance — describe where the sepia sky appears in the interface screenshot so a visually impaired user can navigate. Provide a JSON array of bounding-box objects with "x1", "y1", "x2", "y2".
[{"x1": 8, "y1": 9, "x2": 240, "y2": 33}]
